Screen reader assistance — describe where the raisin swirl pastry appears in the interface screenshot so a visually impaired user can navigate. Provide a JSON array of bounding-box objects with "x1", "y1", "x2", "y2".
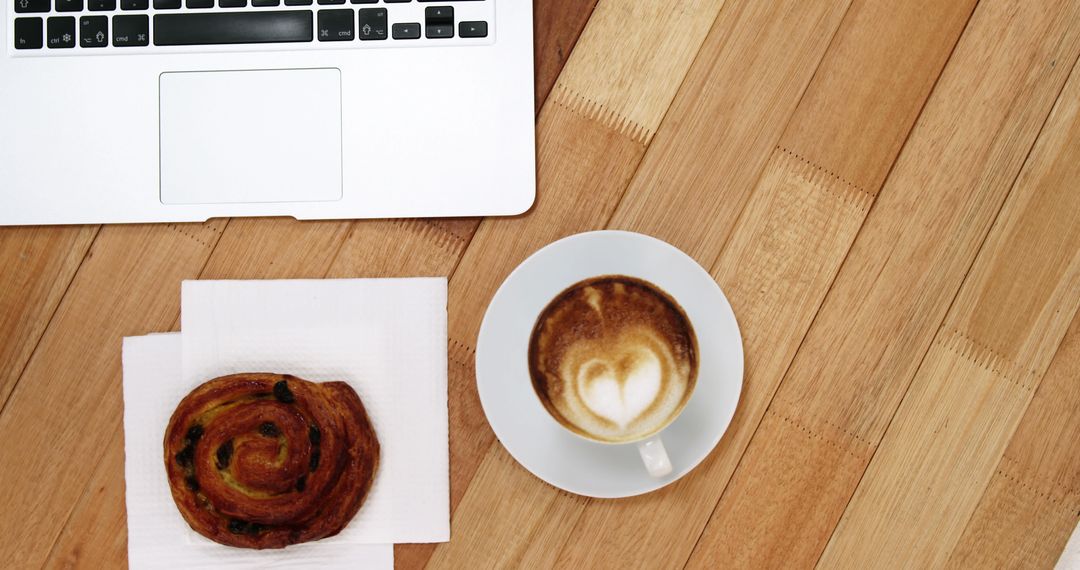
[{"x1": 164, "y1": 373, "x2": 379, "y2": 549}]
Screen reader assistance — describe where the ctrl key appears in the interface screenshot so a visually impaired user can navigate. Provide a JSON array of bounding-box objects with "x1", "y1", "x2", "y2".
[{"x1": 14, "y1": 18, "x2": 43, "y2": 50}]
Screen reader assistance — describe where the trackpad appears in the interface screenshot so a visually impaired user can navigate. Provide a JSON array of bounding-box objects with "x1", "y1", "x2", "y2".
[{"x1": 160, "y1": 69, "x2": 342, "y2": 205}]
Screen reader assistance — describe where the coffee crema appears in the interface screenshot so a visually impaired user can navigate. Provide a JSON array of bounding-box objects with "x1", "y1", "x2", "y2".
[{"x1": 528, "y1": 275, "x2": 698, "y2": 443}]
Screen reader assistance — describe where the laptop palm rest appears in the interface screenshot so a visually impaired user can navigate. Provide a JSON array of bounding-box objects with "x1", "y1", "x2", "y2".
[{"x1": 159, "y1": 68, "x2": 343, "y2": 205}]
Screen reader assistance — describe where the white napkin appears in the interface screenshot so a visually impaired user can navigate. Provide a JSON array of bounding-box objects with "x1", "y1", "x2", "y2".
[
  {"x1": 180, "y1": 278, "x2": 450, "y2": 544},
  {"x1": 123, "y1": 333, "x2": 394, "y2": 569}
]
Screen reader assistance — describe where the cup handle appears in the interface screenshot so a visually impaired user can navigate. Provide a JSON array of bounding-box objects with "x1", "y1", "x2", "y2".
[{"x1": 637, "y1": 435, "x2": 673, "y2": 477}]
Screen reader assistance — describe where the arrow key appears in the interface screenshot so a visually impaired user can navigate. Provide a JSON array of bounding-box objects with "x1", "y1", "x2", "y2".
[{"x1": 80, "y1": 15, "x2": 109, "y2": 47}]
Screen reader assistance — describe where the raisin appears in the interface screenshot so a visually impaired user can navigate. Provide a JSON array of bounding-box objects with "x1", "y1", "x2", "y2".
[
  {"x1": 185, "y1": 476, "x2": 200, "y2": 492},
  {"x1": 258, "y1": 422, "x2": 280, "y2": 437},
  {"x1": 174, "y1": 445, "x2": 194, "y2": 467},
  {"x1": 216, "y1": 440, "x2": 234, "y2": 470},
  {"x1": 295, "y1": 475, "x2": 306, "y2": 492},
  {"x1": 228, "y1": 519, "x2": 248, "y2": 534},
  {"x1": 308, "y1": 425, "x2": 321, "y2": 445},
  {"x1": 309, "y1": 449, "x2": 320, "y2": 471},
  {"x1": 185, "y1": 424, "x2": 204, "y2": 443},
  {"x1": 273, "y1": 380, "x2": 295, "y2": 403}
]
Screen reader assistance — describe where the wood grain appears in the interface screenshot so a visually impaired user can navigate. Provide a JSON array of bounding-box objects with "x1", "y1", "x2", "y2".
[
  {"x1": 607, "y1": 0, "x2": 853, "y2": 263},
  {"x1": 946, "y1": 311, "x2": 1080, "y2": 568},
  {"x1": 0, "y1": 226, "x2": 97, "y2": 408},
  {"x1": 688, "y1": 0, "x2": 1080, "y2": 566},
  {"x1": 0, "y1": 222, "x2": 225, "y2": 569},
  {"x1": 533, "y1": 0, "x2": 600, "y2": 113},
  {"x1": 820, "y1": 53, "x2": 1080, "y2": 568}
]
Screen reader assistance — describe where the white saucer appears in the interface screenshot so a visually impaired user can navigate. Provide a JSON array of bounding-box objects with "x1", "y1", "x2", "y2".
[{"x1": 476, "y1": 231, "x2": 743, "y2": 498}]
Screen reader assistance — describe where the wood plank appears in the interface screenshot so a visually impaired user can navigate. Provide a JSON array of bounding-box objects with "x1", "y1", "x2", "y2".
[
  {"x1": 820, "y1": 54, "x2": 1080, "y2": 568},
  {"x1": 0, "y1": 222, "x2": 225, "y2": 569},
  {"x1": 427, "y1": 0, "x2": 727, "y2": 567},
  {"x1": 533, "y1": 0, "x2": 601, "y2": 113},
  {"x1": 0, "y1": 226, "x2": 97, "y2": 407},
  {"x1": 606, "y1": 0, "x2": 854, "y2": 263},
  {"x1": 553, "y1": 0, "x2": 977, "y2": 567},
  {"x1": 946, "y1": 311, "x2": 1080, "y2": 568},
  {"x1": 686, "y1": 1, "x2": 1080, "y2": 567}
]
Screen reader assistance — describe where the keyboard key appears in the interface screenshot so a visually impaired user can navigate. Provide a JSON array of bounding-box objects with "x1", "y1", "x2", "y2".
[
  {"x1": 425, "y1": 5, "x2": 452, "y2": 22},
  {"x1": 392, "y1": 22, "x2": 419, "y2": 39},
  {"x1": 426, "y1": 24, "x2": 451, "y2": 38},
  {"x1": 284, "y1": 0, "x2": 311, "y2": 6},
  {"x1": 384, "y1": 0, "x2": 410, "y2": 2},
  {"x1": 187, "y1": 0, "x2": 213, "y2": 7},
  {"x1": 349, "y1": 0, "x2": 376, "y2": 3},
  {"x1": 88, "y1": 0, "x2": 115, "y2": 9},
  {"x1": 14, "y1": 18, "x2": 43, "y2": 49},
  {"x1": 56, "y1": 0, "x2": 83, "y2": 12},
  {"x1": 316, "y1": 0, "x2": 344, "y2": 5},
  {"x1": 121, "y1": 0, "x2": 147, "y2": 8},
  {"x1": 425, "y1": 5, "x2": 452, "y2": 38},
  {"x1": 14, "y1": 0, "x2": 49, "y2": 12},
  {"x1": 79, "y1": 16, "x2": 108, "y2": 47},
  {"x1": 46, "y1": 16, "x2": 75, "y2": 48},
  {"x1": 154, "y1": 0, "x2": 180, "y2": 8},
  {"x1": 252, "y1": 0, "x2": 279, "y2": 6},
  {"x1": 218, "y1": 0, "x2": 245, "y2": 7},
  {"x1": 458, "y1": 20, "x2": 485, "y2": 38},
  {"x1": 113, "y1": 14, "x2": 148, "y2": 45},
  {"x1": 357, "y1": 7, "x2": 386, "y2": 40},
  {"x1": 317, "y1": 9, "x2": 352, "y2": 41},
  {"x1": 154, "y1": 11, "x2": 313, "y2": 45}
]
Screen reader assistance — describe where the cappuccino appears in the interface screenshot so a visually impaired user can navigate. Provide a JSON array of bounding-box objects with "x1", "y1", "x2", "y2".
[{"x1": 528, "y1": 276, "x2": 697, "y2": 443}]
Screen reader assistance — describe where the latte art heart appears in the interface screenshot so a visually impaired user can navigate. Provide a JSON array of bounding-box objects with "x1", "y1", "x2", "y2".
[
  {"x1": 578, "y1": 346, "x2": 662, "y2": 428},
  {"x1": 529, "y1": 276, "x2": 698, "y2": 443}
]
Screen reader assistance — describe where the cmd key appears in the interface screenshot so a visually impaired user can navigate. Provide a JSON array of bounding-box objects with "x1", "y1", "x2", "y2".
[
  {"x1": 113, "y1": 15, "x2": 149, "y2": 46},
  {"x1": 317, "y1": 9, "x2": 353, "y2": 41}
]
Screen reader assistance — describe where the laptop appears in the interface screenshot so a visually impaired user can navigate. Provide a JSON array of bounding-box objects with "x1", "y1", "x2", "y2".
[{"x1": 1, "y1": 0, "x2": 535, "y2": 225}]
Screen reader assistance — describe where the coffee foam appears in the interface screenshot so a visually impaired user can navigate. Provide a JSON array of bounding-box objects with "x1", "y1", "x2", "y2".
[{"x1": 529, "y1": 277, "x2": 697, "y2": 443}]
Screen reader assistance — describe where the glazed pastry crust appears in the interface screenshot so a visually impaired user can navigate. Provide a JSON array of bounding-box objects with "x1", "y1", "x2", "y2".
[{"x1": 163, "y1": 373, "x2": 379, "y2": 549}]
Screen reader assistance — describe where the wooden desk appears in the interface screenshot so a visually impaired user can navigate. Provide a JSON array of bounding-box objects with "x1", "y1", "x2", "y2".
[{"x1": 2, "y1": 0, "x2": 1079, "y2": 567}]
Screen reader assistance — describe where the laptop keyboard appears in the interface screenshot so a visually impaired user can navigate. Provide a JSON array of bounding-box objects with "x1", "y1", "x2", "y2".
[{"x1": 11, "y1": 0, "x2": 490, "y2": 52}]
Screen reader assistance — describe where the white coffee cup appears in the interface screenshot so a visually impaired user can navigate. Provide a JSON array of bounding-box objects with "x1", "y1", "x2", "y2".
[{"x1": 476, "y1": 231, "x2": 743, "y2": 498}]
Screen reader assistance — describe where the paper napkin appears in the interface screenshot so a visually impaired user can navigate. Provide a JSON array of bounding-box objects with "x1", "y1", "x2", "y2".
[
  {"x1": 123, "y1": 333, "x2": 394, "y2": 569},
  {"x1": 180, "y1": 278, "x2": 450, "y2": 544}
]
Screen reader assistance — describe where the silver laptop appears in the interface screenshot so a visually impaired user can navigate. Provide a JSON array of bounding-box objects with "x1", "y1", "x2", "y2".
[{"x1": 1, "y1": 0, "x2": 535, "y2": 225}]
